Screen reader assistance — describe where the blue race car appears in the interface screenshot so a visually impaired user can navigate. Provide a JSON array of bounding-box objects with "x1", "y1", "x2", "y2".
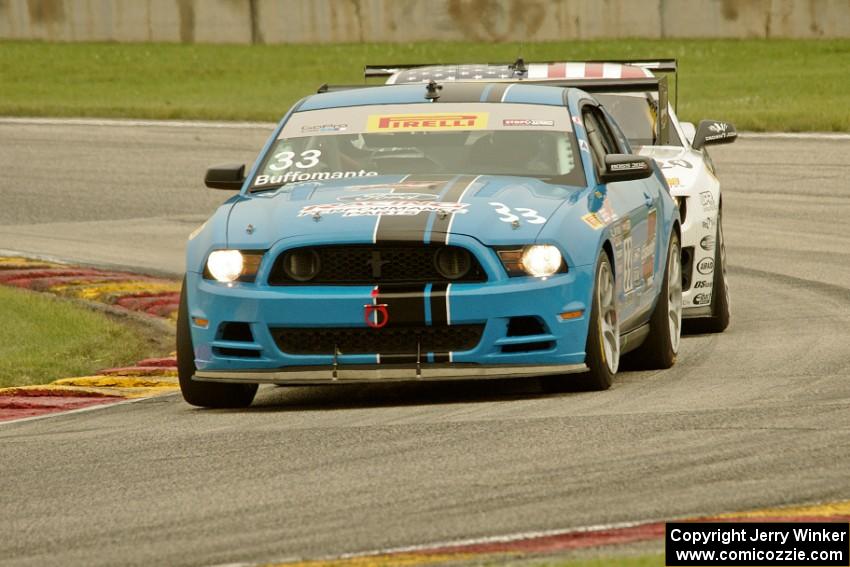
[{"x1": 178, "y1": 81, "x2": 682, "y2": 408}]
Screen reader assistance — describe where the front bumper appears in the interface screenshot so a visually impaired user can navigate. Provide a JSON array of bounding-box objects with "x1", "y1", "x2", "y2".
[
  {"x1": 195, "y1": 362, "x2": 587, "y2": 385},
  {"x1": 187, "y1": 235, "x2": 595, "y2": 383}
]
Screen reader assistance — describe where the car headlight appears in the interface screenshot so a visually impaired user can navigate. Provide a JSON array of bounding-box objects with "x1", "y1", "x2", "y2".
[
  {"x1": 497, "y1": 245, "x2": 566, "y2": 278},
  {"x1": 522, "y1": 245, "x2": 563, "y2": 277},
  {"x1": 205, "y1": 250, "x2": 263, "y2": 283}
]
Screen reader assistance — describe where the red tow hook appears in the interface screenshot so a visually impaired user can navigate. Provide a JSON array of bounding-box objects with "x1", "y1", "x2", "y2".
[{"x1": 364, "y1": 288, "x2": 389, "y2": 329}]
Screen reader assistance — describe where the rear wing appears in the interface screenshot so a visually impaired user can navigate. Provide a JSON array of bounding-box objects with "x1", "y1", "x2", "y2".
[
  {"x1": 364, "y1": 58, "x2": 678, "y2": 111},
  {"x1": 364, "y1": 59, "x2": 677, "y2": 78}
]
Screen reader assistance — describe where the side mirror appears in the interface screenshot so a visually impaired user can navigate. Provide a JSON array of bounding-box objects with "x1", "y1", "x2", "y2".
[
  {"x1": 600, "y1": 154, "x2": 654, "y2": 184},
  {"x1": 680, "y1": 122, "x2": 696, "y2": 144},
  {"x1": 204, "y1": 164, "x2": 245, "y2": 190},
  {"x1": 692, "y1": 120, "x2": 737, "y2": 150}
]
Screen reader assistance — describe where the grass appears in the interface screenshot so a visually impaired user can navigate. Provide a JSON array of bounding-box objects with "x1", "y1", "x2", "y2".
[
  {"x1": 0, "y1": 286, "x2": 167, "y2": 388},
  {"x1": 1, "y1": 39, "x2": 849, "y2": 131}
]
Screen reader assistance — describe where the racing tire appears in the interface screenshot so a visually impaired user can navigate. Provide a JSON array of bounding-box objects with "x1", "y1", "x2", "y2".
[
  {"x1": 177, "y1": 277, "x2": 258, "y2": 409},
  {"x1": 686, "y1": 209, "x2": 730, "y2": 334},
  {"x1": 628, "y1": 230, "x2": 682, "y2": 369},
  {"x1": 543, "y1": 252, "x2": 618, "y2": 392}
]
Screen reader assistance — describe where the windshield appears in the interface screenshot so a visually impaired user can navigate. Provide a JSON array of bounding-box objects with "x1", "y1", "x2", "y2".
[
  {"x1": 595, "y1": 93, "x2": 682, "y2": 147},
  {"x1": 252, "y1": 103, "x2": 585, "y2": 190}
]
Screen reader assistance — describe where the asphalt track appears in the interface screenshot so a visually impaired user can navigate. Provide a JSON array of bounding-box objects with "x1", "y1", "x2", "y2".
[{"x1": 1, "y1": 121, "x2": 850, "y2": 566}]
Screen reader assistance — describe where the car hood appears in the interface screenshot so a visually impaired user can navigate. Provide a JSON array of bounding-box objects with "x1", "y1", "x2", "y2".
[
  {"x1": 225, "y1": 175, "x2": 583, "y2": 248},
  {"x1": 637, "y1": 146, "x2": 704, "y2": 196}
]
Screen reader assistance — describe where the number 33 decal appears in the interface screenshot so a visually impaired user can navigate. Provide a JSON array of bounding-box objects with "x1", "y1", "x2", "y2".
[
  {"x1": 268, "y1": 149, "x2": 322, "y2": 172},
  {"x1": 489, "y1": 202, "x2": 546, "y2": 224}
]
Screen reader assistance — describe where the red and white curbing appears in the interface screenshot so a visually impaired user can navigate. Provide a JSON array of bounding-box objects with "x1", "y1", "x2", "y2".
[{"x1": 0, "y1": 256, "x2": 181, "y2": 423}]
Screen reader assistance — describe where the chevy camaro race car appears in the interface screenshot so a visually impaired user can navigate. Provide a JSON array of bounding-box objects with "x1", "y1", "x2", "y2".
[
  {"x1": 178, "y1": 81, "x2": 682, "y2": 408},
  {"x1": 372, "y1": 59, "x2": 736, "y2": 332}
]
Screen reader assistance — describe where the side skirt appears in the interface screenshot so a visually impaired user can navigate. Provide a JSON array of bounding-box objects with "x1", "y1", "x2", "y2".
[{"x1": 620, "y1": 323, "x2": 650, "y2": 355}]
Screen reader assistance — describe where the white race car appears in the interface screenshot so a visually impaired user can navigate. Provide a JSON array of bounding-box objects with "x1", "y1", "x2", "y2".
[{"x1": 370, "y1": 59, "x2": 737, "y2": 332}]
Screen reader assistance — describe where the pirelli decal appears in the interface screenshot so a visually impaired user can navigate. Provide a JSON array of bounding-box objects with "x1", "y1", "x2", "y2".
[{"x1": 367, "y1": 113, "x2": 488, "y2": 132}]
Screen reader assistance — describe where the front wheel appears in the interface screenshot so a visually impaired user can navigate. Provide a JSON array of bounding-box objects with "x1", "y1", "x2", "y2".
[
  {"x1": 629, "y1": 230, "x2": 682, "y2": 369},
  {"x1": 542, "y1": 252, "x2": 618, "y2": 393},
  {"x1": 177, "y1": 277, "x2": 258, "y2": 408}
]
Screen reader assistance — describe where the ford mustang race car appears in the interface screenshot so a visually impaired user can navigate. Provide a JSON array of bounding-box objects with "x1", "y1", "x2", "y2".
[
  {"x1": 178, "y1": 81, "x2": 682, "y2": 408},
  {"x1": 371, "y1": 59, "x2": 736, "y2": 332}
]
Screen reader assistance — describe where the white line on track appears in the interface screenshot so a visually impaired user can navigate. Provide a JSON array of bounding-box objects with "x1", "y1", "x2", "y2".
[
  {"x1": 0, "y1": 392, "x2": 179, "y2": 427},
  {"x1": 215, "y1": 517, "x2": 663, "y2": 566},
  {"x1": 741, "y1": 132, "x2": 850, "y2": 140},
  {"x1": 1, "y1": 117, "x2": 848, "y2": 139},
  {"x1": 333, "y1": 519, "x2": 650, "y2": 558}
]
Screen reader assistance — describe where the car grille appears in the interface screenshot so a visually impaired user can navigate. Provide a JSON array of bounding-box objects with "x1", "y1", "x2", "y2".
[
  {"x1": 271, "y1": 325, "x2": 485, "y2": 355},
  {"x1": 267, "y1": 244, "x2": 487, "y2": 285}
]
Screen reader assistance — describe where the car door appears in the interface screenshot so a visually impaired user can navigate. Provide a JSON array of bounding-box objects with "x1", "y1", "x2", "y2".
[
  {"x1": 599, "y1": 105, "x2": 666, "y2": 321},
  {"x1": 581, "y1": 103, "x2": 650, "y2": 329}
]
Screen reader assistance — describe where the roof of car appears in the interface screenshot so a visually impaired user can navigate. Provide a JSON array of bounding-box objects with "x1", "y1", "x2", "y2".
[
  {"x1": 298, "y1": 82, "x2": 572, "y2": 112},
  {"x1": 385, "y1": 62, "x2": 654, "y2": 84}
]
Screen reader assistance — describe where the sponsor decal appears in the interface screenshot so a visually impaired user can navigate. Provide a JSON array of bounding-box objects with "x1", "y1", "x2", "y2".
[
  {"x1": 579, "y1": 139, "x2": 590, "y2": 153},
  {"x1": 659, "y1": 159, "x2": 694, "y2": 170},
  {"x1": 610, "y1": 161, "x2": 648, "y2": 171},
  {"x1": 343, "y1": 181, "x2": 438, "y2": 192},
  {"x1": 489, "y1": 202, "x2": 546, "y2": 225},
  {"x1": 694, "y1": 280, "x2": 712, "y2": 289},
  {"x1": 571, "y1": 115, "x2": 583, "y2": 127},
  {"x1": 623, "y1": 235, "x2": 636, "y2": 293},
  {"x1": 595, "y1": 199, "x2": 619, "y2": 224},
  {"x1": 700, "y1": 234, "x2": 715, "y2": 251},
  {"x1": 367, "y1": 113, "x2": 488, "y2": 132},
  {"x1": 301, "y1": 123, "x2": 347, "y2": 133},
  {"x1": 255, "y1": 170, "x2": 378, "y2": 186},
  {"x1": 665, "y1": 176, "x2": 680, "y2": 187},
  {"x1": 693, "y1": 293, "x2": 711, "y2": 305},
  {"x1": 702, "y1": 217, "x2": 715, "y2": 231},
  {"x1": 298, "y1": 201, "x2": 469, "y2": 218},
  {"x1": 704, "y1": 132, "x2": 736, "y2": 142},
  {"x1": 697, "y1": 257, "x2": 714, "y2": 275},
  {"x1": 642, "y1": 209, "x2": 657, "y2": 281},
  {"x1": 502, "y1": 119, "x2": 555, "y2": 127},
  {"x1": 364, "y1": 288, "x2": 389, "y2": 328},
  {"x1": 338, "y1": 192, "x2": 437, "y2": 202},
  {"x1": 700, "y1": 191, "x2": 717, "y2": 211},
  {"x1": 704, "y1": 122, "x2": 737, "y2": 142},
  {"x1": 582, "y1": 213, "x2": 604, "y2": 230}
]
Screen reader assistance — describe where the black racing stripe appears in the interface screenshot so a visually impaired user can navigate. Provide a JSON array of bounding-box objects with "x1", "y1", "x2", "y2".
[
  {"x1": 486, "y1": 83, "x2": 511, "y2": 102},
  {"x1": 429, "y1": 174, "x2": 478, "y2": 244},
  {"x1": 435, "y1": 83, "x2": 490, "y2": 103},
  {"x1": 376, "y1": 285, "x2": 427, "y2": 327},
  {"x1": 376, "y1": 284, "x2": 427, "y2": 363},
  {"x1": 429, "y1": 283, "x2": 449, "y2": 327},
  {"x1": 374, "y1": 174, "x2": 453, "y2": 242}
]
